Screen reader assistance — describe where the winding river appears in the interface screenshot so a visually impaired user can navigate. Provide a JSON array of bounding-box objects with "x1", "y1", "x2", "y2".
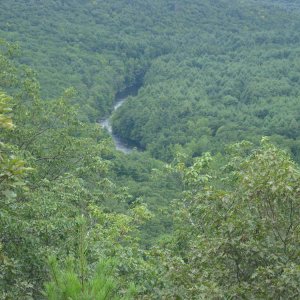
[{"x1": 100, "y1": 87, "x2": 138, "y2": 154}]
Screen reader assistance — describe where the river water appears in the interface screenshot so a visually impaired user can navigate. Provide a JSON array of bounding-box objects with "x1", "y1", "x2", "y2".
[{"x1": 100, "y1": 90, "x2": 136, "y2": 154}]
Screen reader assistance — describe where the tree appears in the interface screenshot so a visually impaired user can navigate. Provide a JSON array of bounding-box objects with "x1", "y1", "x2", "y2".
[
  {"x1": 44, "y1": 218, "x2": 136, "y2": 300},
  {"x1": 0, "y1": 91, "x2": 34, "y2": 299},
  {"x1": 163, "y1": 139, "x2": 300, "y2": 299}
]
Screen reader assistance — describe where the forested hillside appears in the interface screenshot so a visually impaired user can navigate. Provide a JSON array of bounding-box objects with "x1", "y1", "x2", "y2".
[
  {"x1": 2, "y1": 0, "x2": 300, "y2": 161},
  {"x1": 1, "y1": 0, "x2": 300, "y2": 299},
  {"x1": 112, "y1": 0, "x2": 300, "y2": 161}
]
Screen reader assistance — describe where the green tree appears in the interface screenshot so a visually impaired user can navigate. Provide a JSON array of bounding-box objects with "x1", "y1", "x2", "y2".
[
  {"x1": 0, "y1": 91, "x2": 34, "y2": 299},
  {"x1": 44, "y1": 218, "x2": 136, "y2": 300},
  {"x1": 162, "y1": 139, "x2": 300, "y2": 299}
]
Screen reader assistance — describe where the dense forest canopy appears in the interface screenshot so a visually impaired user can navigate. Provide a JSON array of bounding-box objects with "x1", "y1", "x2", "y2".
[
  {"x1": 1, "y1": 0, "x2": 300, "y2": 161},
  {"x1": 1, "y1": 0, "x2": 300, "y2": 299}
]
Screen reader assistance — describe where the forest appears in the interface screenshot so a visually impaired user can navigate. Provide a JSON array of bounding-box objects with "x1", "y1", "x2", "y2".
[{"x1": 1, "y1": 0, "x2": 300, "y2": 299}]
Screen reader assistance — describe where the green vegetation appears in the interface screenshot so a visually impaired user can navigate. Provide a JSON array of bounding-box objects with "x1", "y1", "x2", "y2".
[
  {"x1": 1, "y1": 0, "x2": 300, "y2": 299},
  {"x1": 112, "y1": 1, "x2": 300, "y2": 161}
]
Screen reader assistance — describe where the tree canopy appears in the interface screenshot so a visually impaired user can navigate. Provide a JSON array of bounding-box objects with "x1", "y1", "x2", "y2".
[{"x1": 1, "y1": 0, "x2": 300, "y2": 298}]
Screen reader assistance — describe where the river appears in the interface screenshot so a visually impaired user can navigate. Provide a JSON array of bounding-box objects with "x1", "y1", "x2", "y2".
[{"x1": 100, "y1": 87, "x2": 138, "y2": 154}]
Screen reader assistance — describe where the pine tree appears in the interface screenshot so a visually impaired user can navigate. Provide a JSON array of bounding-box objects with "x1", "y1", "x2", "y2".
[{"x1": 44, "y1": 218, "x2": 136, "y2": 300}]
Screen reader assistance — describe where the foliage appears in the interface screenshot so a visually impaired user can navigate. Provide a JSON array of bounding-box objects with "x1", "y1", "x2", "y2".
[
  {"x1": 0, "y1": 48, "x2": 152, "y2": 298},
  {"x1": 45, "y1": 257, "x2": 136, "y2": 300},
  {"x1": 160, "y1": 139, "x2": 300, "y2": 299},
  {"x1": 44, "y1": 218, "x2": 136, "y2": 300},
  {"x1": 1, "y1": 1, "x2": 300, "y2": 299},
  {"x1": 0, "y1": 90, "x2": 34, "y2": 299}
]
